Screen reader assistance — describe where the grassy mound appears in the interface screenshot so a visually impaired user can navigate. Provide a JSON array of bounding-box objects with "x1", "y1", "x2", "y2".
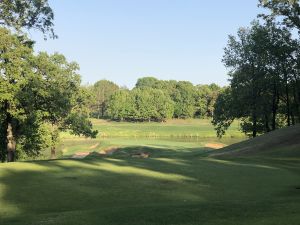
[{"x1": 212, "y1": 124, "x2": 300, "y2": 157}]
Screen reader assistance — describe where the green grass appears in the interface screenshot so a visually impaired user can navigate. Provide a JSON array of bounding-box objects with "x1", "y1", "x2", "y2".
[
  {"x1": 212, "y1": 124, "x2": 300, "y2": 158},
  {"x1": 58, "y1": 137, "x2": 245, "y2": 158},
  {"x1": 87, "y1": 118, "x2": 244, "y2": 138},
  {"x1": 0, "y1": 121, "x2": 299, "y2": 225},
  {"x1": 57, "y1": 119, "x2": 245, "y2": 158}
]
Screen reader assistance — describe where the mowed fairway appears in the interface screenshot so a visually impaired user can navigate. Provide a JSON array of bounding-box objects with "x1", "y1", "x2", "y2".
[
  {"x1": 58, "y1": 119, "x2": 244, "y2": 158},
  {"x1": 91, "y1": 119, "x2": 244, "y2": 138},
  {"x1": 0, "y1": 121, "x2": 299, "y2": 225}
]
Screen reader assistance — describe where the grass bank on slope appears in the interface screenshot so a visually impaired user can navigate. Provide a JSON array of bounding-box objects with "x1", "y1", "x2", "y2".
[{"x1": 211, "y1": 124, "x2": 300, "y2": 158}]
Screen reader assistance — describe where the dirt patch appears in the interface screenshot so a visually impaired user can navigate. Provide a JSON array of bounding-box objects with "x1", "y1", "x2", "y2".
[
  {"x1": 71, "y1": 146, "x2": 120, "y2": 159},
  {"x1": 99, "y1": 147, "x2": 119, "y2": 156},
  {"x1": 205, "y1": 143, "x2": 227, "y2": 149},
  {"x1": 89, "y1": 143, "x2": 100, "y2": 149},
  {"x1": 72, "y1": 152, "x2": 90, "y2": 159}
]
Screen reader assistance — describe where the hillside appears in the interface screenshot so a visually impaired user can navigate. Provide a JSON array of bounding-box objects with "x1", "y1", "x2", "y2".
[{"x1": 211, "y1": 124, "x2": 300, "y2": 157}]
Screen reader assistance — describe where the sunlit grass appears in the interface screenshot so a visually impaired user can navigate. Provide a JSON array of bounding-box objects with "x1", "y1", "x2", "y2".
[{"x1": 89, "y1": 118, "x2": 244, "y2": 138}]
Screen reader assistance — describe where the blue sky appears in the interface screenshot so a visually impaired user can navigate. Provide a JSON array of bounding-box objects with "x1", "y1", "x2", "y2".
[{"x1": 30, "y1": 0, "x2": 264, "y2": 88}]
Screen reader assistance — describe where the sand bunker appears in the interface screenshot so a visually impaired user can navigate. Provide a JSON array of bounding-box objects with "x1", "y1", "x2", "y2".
[
  {"x1": 99, "y1": 147, "x2": 119, "y2": 155},
  {"x1": 89, "y1": 143, "x2": 100, "y2": 149},
  {"x1": 72, "y1": 147, "x2": 119, "y2": 159},
  {"x1": 72, "y1": 152, "x2": 90, "y2": 159},
  {"x1": 205, "y1": 143, "x2": 227, "y2": 149}
]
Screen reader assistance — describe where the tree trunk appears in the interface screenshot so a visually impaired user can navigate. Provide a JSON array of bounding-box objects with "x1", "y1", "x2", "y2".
[
  {"x1": 265, "y1": 113, "x2": 270, "y2": 132},
  {"x1": 271, "y1": 82, "x2": 279, "y2": 130},
  {"x1": 7, "y1": 120, "x2": 16, "y2": 162},
  {"x1": 50, "y1": 124, "x2": 57, "y2": 159},
  {"x1": 51, "y1": 146, "x2": 56, "y2": 159},
  {"x1": 97, "y1": 105, "x2": 101, "y2": 119},
  {"x1": 284, "y1": 71, "x2": 291, "y2": 126},
  {"x1": 292, "y1": 73, "x2": 300, "y2": 114},
  {"x1": 101, "y1": 103, "x2": 105, "y2": 118},
  {"x1": 271, "y1": 92, "x2": 277, "y2": 130},
  {"x1": 253, "y1": 118, "x2": 257, "y2": 137},
  {"x1": 292, "y1": 82, "x2": 300, "y2": 123},
  {"x1": 251, "y1": 65, "x2": 258, "y2": 138},
  {"x1": 252, "y1": 108, "x2": 257, "y2": 138}
]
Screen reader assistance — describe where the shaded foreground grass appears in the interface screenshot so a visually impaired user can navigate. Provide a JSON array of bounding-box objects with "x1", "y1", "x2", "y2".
[{"x1": 0, "y1": 142, "x2": 300, "y2": 225}]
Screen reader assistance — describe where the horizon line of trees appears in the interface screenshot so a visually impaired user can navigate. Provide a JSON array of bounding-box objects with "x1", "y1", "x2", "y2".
[{"x1": 88, "y1": 77, "x2": 224, "y2": 122}]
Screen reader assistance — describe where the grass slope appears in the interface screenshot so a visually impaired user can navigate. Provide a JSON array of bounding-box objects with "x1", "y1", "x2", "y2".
[
  {"x1": 212, "y1": 124, "x2": 300, "y2": 157},
  {"x1": 0, "y1": 124, "x2": 299, "y2": 225}
]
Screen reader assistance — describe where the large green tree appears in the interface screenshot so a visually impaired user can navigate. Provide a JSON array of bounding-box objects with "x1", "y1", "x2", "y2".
[
  {"x1": 172, "y1": 81, "x2": 196, "y2": 119},
  {"x1": 106, "y1": 90, "x2": 136, "y2": 121},
  {"x1": 214, "y1": 19, "x2": 299, "y2": 137},
  {"x1": 91, "y1": 80, "x2": 119, "y2": 119},
  {"x1": 0, "y1": 28, "x2": 97, "y2": 162},
  {"x1": 32, "y1": 52, "x2": 98, "y2": 158},
  {"x1": 132, "y1": 88, "x2": 174, "y2": 122},
  {"x1": 0, "y1": 27, "x2": 34, "y2": 161}
]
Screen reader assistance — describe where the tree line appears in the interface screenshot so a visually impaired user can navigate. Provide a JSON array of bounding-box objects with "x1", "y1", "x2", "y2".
[
  {"x1": 0, "y1": 0, "x2": 97, "y2": 162},
  {"x1": 213, "y1": 0, "x2": 300, "y2": 137},
  {"x1": 89, "y1": 77, "x2": 223, "y2": 122}
]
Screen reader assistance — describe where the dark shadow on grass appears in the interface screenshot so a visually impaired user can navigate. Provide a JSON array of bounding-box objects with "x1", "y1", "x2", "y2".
[{"x1": 1, "y1": 145, "x2": 300, "y2": 225}]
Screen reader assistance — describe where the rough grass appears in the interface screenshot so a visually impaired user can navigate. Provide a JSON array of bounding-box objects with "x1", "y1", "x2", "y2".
[{"x1": 0, "y1": 121, "x2": 299, "y2": 225}]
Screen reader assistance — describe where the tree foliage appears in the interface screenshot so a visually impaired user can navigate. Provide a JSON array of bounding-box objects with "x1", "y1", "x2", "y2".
[
  {"x1": 107, "y1": 88, "x2": 174, "y2": 122},
  {"x1": 95, "y1": 77, "x2": 222, "y2": 122},
  {"x1": 195, "y1": 84, "x2": 222, "y2": 118},
  {"x1": 259, "y1": 0, "x2": 300, "y2": 30},
  {"x1": 213, "y1": 19, "x2": 300, "y2": 137},
  {"x1": 0, "y1": 0, "x2": 56, "y2": 38},
  {"x1": 0, "y1": 28, "x2": 97, "y2": 162},
  {"x1": 91, "y1": 80, "x2": 119, "y2": 118}
]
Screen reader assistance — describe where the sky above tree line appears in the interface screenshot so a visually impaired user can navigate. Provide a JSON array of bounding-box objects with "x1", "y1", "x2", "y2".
[{"x1": 30, "y1": 0, "x2": 264, "y2": 88}]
